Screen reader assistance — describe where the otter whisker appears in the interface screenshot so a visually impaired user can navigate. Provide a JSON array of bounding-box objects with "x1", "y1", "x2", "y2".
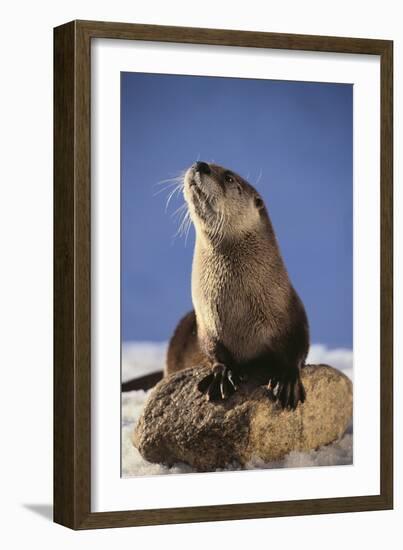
[
  {"x1": 155, "y1": 171, "x2": 187, "y2": 187},
  {"x1": 174, "y1": 211, "x2": 191, "y2": 237},
  {"x1": 154, "y1": 178, "x2": 182, "y2": 189},
  {"x1": 177, "y1": 210, "x2": 189, "y2": 234},
  {"x1": 165, "y1": 183, "x2": 184, "y2": 212},
  {"x1": 153, "y1": 181, "x2": 184, "y2": 198},
  {"x1": 155, "y1": 177, "x2": 183, "y2": 187},
  {"x1": 255, "y1": 168, "x2": 263, "y2": 186},
  {"x1": 175, "y1": 206, "x2": 189, "y2": 230},
  {"x1": 171, "y1": 203, "x2": 188, "y2": 219},
  {"x1": 182, "y1": 212, "x2": 191, "y2": 237},
  {"x1": 174, "y1": 209, "x2": 191, "y2": 239},
  {"x1": 184, "y1": 215, "x2": 193, "y2": 245},
  {"x1": 153, "y1": 187, "x2": 180, "y2": 200}
]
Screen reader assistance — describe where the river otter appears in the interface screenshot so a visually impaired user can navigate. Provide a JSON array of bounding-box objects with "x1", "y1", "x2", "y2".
[{"x1": 166, "y1": 161, "x2": 309, "y2": 410}]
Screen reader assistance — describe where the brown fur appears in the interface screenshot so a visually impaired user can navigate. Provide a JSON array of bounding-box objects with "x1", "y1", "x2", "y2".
[
  {"x1": 166, "y1": 162, "x2": 309, "y2": 409},
  {"x1": 165, "y1": 311, "x2": 207, "y2": 376}
]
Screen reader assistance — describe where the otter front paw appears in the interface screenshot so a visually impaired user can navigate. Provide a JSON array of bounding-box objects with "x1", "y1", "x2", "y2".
[
  {"x1": 268, "y1": 371, "x2": 306, "y2": 411},
  {"x1": 197, "y1": 363, "x2": 241, "y2": 401}
]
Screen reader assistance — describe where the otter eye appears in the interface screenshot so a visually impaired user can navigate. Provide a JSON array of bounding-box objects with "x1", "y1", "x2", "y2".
[
  {"x1": 255, "y1": 196, "x2": 264, "y2": 209},
  {"x1": 224, "y1": 172, "x2": 234, "y2": 184}
]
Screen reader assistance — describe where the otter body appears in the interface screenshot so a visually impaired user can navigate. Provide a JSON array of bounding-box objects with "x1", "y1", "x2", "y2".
[{"x1": 166, "y1": 162, "x2": 309, "y2": 409}]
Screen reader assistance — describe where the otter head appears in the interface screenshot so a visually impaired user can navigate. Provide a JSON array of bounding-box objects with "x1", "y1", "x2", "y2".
[{"x1": 183, "y1": 161, "x2": 266, "y2": 244}]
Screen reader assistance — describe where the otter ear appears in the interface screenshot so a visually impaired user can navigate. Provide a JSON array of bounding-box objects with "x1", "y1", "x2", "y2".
[{"x1": 254, "y1": 196, "x2": 264, "y2": 210}]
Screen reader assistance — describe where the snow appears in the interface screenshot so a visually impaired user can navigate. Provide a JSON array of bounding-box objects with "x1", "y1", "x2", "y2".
[
  {"x1": 122, "y1": 342, "x2": 353, "y2": 477},
  {"x1": 307, "y1": 344, "x2": 353, "y2": 382},
  {"x1": 122, "y1": 341, "x2": 168, "y2": 382}
]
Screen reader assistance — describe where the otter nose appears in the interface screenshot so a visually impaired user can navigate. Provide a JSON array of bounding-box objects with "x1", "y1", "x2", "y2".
[{"x1": 194, "y1": 161, "x2": 211, "y2": 175}]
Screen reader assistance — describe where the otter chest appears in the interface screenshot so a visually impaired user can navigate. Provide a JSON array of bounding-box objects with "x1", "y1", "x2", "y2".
[{"x1": 192, "y1": 252, "x2": 270, "y2": 356}]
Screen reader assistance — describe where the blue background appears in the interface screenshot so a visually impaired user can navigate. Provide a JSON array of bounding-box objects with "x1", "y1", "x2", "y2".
[{"x1": 121, "y1": 72, "x2": 353, "y2": 348}]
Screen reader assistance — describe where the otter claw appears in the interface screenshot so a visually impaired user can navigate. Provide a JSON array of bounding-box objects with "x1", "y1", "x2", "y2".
[
  {"x1": 227, "y1": 369, "x2": 239, "y2": 391},
  {"x1": 267, "y1": 373, "x2": 305, "y2": 410},
  {"x1": 197, "y1": 373, "x2": 214, "y2": 393},
  {"x1": 279, "y1": 376, "x2": 305, "y2": 410},
  {"x1": 198, "y1": 364, "x2": 241, "y2": 402}
]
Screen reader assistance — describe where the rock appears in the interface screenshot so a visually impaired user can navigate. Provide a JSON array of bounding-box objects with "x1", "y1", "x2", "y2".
[{"x1": 132, "y1": 364, "x2": 352, "y2": 472}]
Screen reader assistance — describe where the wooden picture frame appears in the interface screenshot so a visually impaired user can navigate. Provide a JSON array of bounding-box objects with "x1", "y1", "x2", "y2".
[{"x1": 54, "y1": 19, "x2": 393, "y2": 529}]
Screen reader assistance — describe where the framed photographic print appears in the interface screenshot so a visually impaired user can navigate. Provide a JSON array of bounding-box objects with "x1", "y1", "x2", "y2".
[{"x1": 54, "y1": 20, "x2": 393, "y2": 529}]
